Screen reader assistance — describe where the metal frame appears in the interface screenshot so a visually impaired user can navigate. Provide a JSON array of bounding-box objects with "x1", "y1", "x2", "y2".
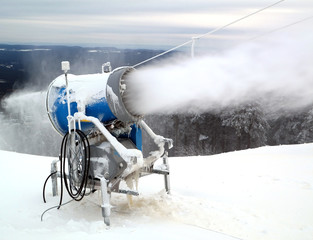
[{"x1": 50, "y1": 116, "x2": 172, "y2": 226}]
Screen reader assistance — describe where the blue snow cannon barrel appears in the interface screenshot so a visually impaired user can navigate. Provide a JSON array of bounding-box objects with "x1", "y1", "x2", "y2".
[{"x1": 46, "y1": 67, "x2": 141, "y2": 136}]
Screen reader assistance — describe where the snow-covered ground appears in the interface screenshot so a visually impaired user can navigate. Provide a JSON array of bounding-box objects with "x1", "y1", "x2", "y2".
[{"x1": 1, "y1": 144, "x2": 313, "y2": 240}]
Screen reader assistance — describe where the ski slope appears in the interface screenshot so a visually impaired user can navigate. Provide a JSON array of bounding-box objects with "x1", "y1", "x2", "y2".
[{"x1": 0, "y1": 144, "x2": 313, "y2": 240}]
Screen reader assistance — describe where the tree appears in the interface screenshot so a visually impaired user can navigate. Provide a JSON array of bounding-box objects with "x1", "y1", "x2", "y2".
[
  {"x1": 297, "y1": 108, "x2": 313, "y2": 143},
  {"x1": 221, "y1": 102, "x2": 269, "y2": 149},
  {"x1": 268, "y1": 112, "x2": 305, "y2": 146}
]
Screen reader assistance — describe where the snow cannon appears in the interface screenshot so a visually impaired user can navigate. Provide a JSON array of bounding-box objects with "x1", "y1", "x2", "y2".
[
  {"x1": 46, "y1": 65, "x2": 141, "y2": 136},
  {"x1": 43, "y1": 61, "x2": 173, "y2": 226}
]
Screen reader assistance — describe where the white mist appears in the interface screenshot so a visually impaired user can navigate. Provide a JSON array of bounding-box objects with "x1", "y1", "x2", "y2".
[{"x1": 126, "y1": 33, "x2": 313, "y2": 115}]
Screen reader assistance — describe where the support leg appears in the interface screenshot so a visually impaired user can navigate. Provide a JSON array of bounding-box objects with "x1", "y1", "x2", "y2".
[
  {"x1": 51, "y1": 159, "x2": 59, "y2": 197},
  {"x1": 99, "y1": 176, "x2": 111, "y2": 226},
  {"x1": 163, "y1": 152, "x2": 170, "y2": 194}
]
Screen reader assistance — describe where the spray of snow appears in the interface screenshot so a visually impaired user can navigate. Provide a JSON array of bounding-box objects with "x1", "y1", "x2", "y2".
[
  {"x1": 0, "y1": 90, "x2": 60, "y2": 156},
  {"x1": 0, "y1": 72, "x2": 111, "y2": 155},
  {"x1": 126, "y1": 33, "x2": 313, "y2": 116}
]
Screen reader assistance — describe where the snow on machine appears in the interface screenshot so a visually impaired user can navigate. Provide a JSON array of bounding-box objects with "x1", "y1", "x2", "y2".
[{"x1": 44, "y1": 61, "x2": 172, "y2": 226}]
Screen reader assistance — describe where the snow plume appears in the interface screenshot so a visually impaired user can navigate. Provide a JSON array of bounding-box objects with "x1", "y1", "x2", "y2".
[
  {"x1": 126, "y1": 34, "x2": 313, "y2": 116},
  {"x1": 0, "y1": 90, "x2": 60, "y2": 156}
]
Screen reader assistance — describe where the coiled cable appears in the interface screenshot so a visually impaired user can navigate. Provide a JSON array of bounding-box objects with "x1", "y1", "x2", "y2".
[
  {"x1": 60, "y1": 129, "x2": 91, "y2": 204},
  {"x1": 41, "y1": 129, "x2": 91, "y2": 219}
]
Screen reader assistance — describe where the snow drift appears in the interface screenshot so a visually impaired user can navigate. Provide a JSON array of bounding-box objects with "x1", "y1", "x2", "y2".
[{"x1": 1, "y1": 144, "x2": 313, "y2": 240}]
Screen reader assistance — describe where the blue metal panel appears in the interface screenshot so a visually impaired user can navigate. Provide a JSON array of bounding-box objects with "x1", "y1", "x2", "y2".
[
  {"x1": 85, "y1": 96, "x2": 116, "y2": 123},
  {"x1": 50, "y1": 87, "x2": 117, "y2": 135},
  {"x1": 130, "y1": 124, "x2": 142, "y2": 151}
]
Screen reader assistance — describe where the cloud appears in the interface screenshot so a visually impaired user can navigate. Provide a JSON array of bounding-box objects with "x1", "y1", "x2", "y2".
[{"x1": 0, "y1": 0, "x2": 312, "y2": 48}]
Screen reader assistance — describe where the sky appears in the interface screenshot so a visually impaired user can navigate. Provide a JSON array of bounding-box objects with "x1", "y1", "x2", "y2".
[{"x1": 0, "y1": 0, "x2": 312, "y2": 49}]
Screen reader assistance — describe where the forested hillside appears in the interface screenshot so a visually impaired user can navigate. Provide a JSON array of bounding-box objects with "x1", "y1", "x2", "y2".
[
  {"x1": 0, "y1": 44, "x2": 312, "y2": 157},
  {"x1": 144, "y1": 104, "x2": 313, "y2": 156}
]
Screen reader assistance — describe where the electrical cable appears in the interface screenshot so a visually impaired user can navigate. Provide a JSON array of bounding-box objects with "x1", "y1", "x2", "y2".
[
  {"x1": 247, "y1": 15, "x2": 313, "y2": 41},
  {"x1": 194, "y1": 0, "x2": 286, "y2": 40},
  {"x1": 132, "y1": 0, "x2": 286, "y2": 68},
  {"x1": 41, "y1": 129, "x2": 90, "y2": 209},
  {"x1": 42, "y1": 171, "x2": 57, "y2": 203},
  {"x1": 61, "y1": 129, "x2": 91, "y2": 203},
  {"x1": 41, "y1": 199, "x2": 74, "y2": 222},
  {"x1": 182, "y1": 222, "x2": 245, "y2": 240},
  {"x1": 42, "y1": 129, "x2": 90, "y2": 221}
]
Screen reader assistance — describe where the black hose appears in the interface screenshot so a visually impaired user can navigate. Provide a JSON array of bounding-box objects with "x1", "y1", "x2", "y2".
[
  {"x1": 41, "y1": 129, "x2": 91, "y2": 223},
  {"x1": 41, "y1": 199, "x2": 74, "y2": 222},
  {"x1": 61, "y1": 129, "x2": 90, "y2": 203},
  {"x1": 42, "y1": 171, "x2": 57, "y2": 203},
  {"x1": 42, "y1": 129, "x2": 90, "y2": 211}
]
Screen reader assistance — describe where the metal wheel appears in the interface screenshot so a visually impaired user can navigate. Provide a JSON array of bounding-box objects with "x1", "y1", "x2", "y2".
[{"x1": 61, "y1": 129, "x2": 90, "y2": 201}]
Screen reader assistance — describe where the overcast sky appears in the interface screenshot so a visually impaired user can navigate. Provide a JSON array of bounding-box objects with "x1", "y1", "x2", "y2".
[{"x1": 0, "y1": 0, "x2": 312, "y2": 49}]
